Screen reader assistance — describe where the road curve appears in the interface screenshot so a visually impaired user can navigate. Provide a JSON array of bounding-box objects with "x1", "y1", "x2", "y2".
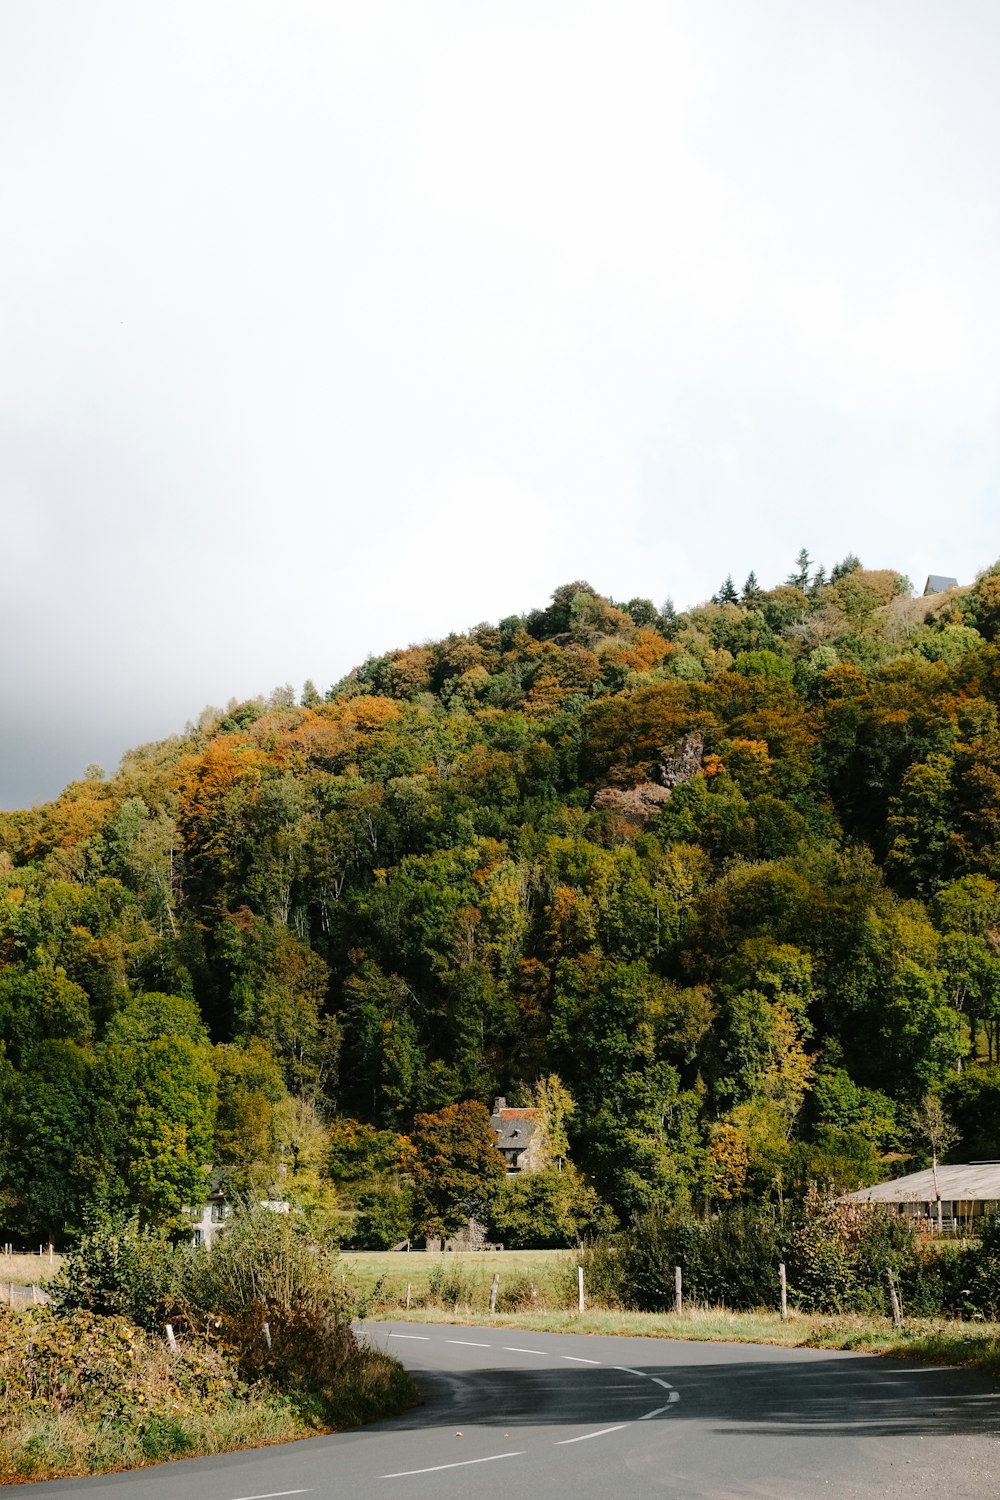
[{"x1": 15, "y1": 1321, "x2": 1000, "y2": 1499}]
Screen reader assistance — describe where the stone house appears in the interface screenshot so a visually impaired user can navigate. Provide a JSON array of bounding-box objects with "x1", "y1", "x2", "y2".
[
  {"x1": 185, "y1": 1170, "x2": 289, "y2": 1250},
  {"x1": 490, "y1": 1097, "x2": 543, "y2": 1175}
]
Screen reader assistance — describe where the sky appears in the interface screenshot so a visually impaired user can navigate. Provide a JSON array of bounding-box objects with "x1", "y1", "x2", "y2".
[{"x1": 2, "y1": 1, "x2": 999, "y2": 809}]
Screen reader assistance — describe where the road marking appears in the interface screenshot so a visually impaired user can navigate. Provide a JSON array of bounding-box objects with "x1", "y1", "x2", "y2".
[
  {"x1": 447, "y1": 1339, "x2": 492, "y2": 1347},
  {"x1": 382, "y1": 1452, "x2": 524, "y2": 1478},
  {"x1": 669, "y1": 1390, "x2": 679, "y2": 1402},
  {"x1": 503, "y1": 1346, "x2": 548, "y2": 1354},
  {"x1": 612, "y1": 1365, "x2": 647, "y2": 1378},
  {"x1": 227, "y1": 1491, "x2": 311, "y2": 1500},
  {"x1": 561, "y1": 1354, "x2": 601, "y2": 1364},
  {"x1": 555, "y1": 1424, "x2": 629, "y2": 1445},
  {"x1": 651, "y1": 1377, "x2": 674, "y2": 1389},
  {"x1": 388, "y1": 1333, "x2": 430, "y2": 1340},
  {"x1": 639, "y1": 1405, "x2": 672, "y2": 1420}
]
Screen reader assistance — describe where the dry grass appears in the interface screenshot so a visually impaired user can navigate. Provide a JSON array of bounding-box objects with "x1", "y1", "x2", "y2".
[{"x1": 0, "y1": 1252, "x2": 62, "y2": 1288}]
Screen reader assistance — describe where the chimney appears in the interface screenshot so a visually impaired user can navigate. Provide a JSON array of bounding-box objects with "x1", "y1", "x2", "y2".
[{"x1": 493, "y1": 1097, "x2": 507, "y2": 1115}]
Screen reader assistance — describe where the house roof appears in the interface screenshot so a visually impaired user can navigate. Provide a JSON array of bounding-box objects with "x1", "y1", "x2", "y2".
[
  {"x1": 844, "y1": 1163, "x2": 1000, "y2": 1203},
  {"x1": 490, "y1": 1102, "x2": 539, "y2": 1152},
  {"x1": 923, "y1": 574, "x2": 959, "y2": 596}
]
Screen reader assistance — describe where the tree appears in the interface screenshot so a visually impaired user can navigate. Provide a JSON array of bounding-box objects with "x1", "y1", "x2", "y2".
[
  {"x1": 116, "y1": 1036, "x2": 218, "y2": 1229},
  {"x1": 742, "y1": 571, "x2": 762, "y2": 604},
  {"x1": 411, "y1": 1101, "x2": 505, "y2": 1240},
  {"x1": 830, "y1": 553, "x2": 862, "y2": 582},
  {"x1": 786, "y1": 548, "x2": 812, "y2": 591},
  {"x1": 716, "y1": 576, "x2": 739, "y2": 606},
  {"x1": 530, "y1": 1074, "x2": 575, "y2": 1168},
  {"x1": 910, "y1": 1093, "x2": 960, "y2": 1232}
]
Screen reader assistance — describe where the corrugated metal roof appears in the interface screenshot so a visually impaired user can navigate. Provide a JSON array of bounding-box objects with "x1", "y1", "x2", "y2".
[{"x1": 845, "y1": 1164, "x2": 1000, "y2": 1202}]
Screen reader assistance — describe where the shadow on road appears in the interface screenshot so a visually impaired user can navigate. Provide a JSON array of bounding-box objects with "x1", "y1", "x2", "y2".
[{"x1": 365, "y1": 1354, "x2": 1000, "y2": 1442}]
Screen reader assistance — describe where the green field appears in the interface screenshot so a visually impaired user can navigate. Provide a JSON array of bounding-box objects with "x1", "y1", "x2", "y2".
[{"x1": 341, "y1": 1248, "x2": 574, "y2": 1312}]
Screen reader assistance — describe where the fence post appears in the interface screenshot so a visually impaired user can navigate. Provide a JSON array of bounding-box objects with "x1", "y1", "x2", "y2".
[
  {"x1": 262, "y1": 1321, "x2": 272, "y2": 1349},
  {"x1": 489, "y1": 1273, "x2": 500, "y2": 1314},
  {"x1": 887, "y1": 1270, "x2": 903, "y2": 1328},
  {"x1": 165, "y1": 1323, "x2": 178, "y2": 1350},
  {"x1": 779, "y1": 1262, "x2": 788, "y2": 1321},
  {"x1": 577, "y1": 1264, "x2": 585, "y2": 1314},
  {"x1": 674, "y1": 1265, "x2": 682, "y2": 1316},
  {"x1": 7, "y1": 1283, "x2": 12, "y2": 1307},
  {"x1": 406, "y1": 1281, "x2": 412, "y2": 1310},
  {"x1": 48, "y1": 1243, "x2": 53, "y2": 1266},
  {"x1": 31, "y1": 1284, "x2": 38, "y2": 1305}
]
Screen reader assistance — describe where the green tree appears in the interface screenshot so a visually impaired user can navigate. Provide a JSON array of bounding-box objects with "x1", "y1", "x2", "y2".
[
  {"x1": 118, "y1": 1036, "x2": 218, "y2": 1228},
  {"x1": 411, "y1": 1101, "x2": 505, "y2": 1240}
]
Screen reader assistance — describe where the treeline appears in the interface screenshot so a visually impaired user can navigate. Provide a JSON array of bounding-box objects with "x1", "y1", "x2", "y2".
[{"x1": 3, "y1": 556, "x2": 1000, "y2": 1240}]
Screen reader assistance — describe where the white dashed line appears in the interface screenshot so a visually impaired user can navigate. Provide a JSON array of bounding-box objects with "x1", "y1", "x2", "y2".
[
  {"x1": 388, "y1": 1333, "x2": 430, "y2": 1340},
  {"x1": 612, "y1": 1365, "x2": 647, "y2": 1378},
  {"x1": 651, "y1": 1377, "x2": 674, "y2": 1389},
  {"x1": 503, "y1": 1346, "x2": 548, "y2": 1354},
  {"x1": 447, "y1": 1339, "x2": 492, "y2": 1347},
  {"x1": 639, "y1": 1405, "x2": 672, "y2": 1420},
  {"x1": 227, "y1": 1492, "x2": 311, "y2": 1500},
  {"x1": 382, "y1": 1452, "x2": 524, "y2": 1478},
  {"x1": 561, "y1": 1355, "x2": 601, "y2": 1365},
  {"x1": 555, "y1": 1424, "x2": 629, "y2": 1445}
]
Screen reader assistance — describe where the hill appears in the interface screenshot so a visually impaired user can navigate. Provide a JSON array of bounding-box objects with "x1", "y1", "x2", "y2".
[{"x1": 3, "y1": 554, "x2": 1000, "y2": 1240}]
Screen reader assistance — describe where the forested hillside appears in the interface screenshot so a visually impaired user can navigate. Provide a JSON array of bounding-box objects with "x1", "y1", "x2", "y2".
[{"x1": 4, "y1": 555, "x2": 1000, "y2": 1244}]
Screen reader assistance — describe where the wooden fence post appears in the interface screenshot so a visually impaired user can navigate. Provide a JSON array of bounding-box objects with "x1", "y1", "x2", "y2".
[
  {"x1": 887, "y1": 1270, "x2": 903, "y2": 1328},
  {"x1": 165, "y1": 1324, "x2": 178, "y2": 1350},
  {"x1": 577, "y1": 1265, "x2": 585, "y2": 1314},
  {"x1": 674, "y1": 1265, "x2": 682, "y2": 1316},
  {"x1": 779, "y1": 1262, "x2": 788, "y2": 1321},
  {"x1": 406, "y1": 1281, "x2": 412, "y2": 1310},
  {"x1": 489, "y1": 1273, "x2": 500, "y2": 1314},
  {"x1": 262, "y1": 1322, "x2": 272, "y2": 1349}
]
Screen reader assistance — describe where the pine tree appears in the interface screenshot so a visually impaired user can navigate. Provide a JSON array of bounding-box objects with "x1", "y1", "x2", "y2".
[
  {"x1": 717, "y1": 575, "x2": 739, "y2": 605},
  {"x1": 659, "y1": 598, "x2": 679, "y2": 639},
  {"x1": 742, "y1": 571, "x2": 762, "y2": 604},
  {"x1": 831, "y1": 553, "x2": 862, "y2": 582},
  {"x1": 786, "y1": 549, "x2": 812, "y2": 591}
]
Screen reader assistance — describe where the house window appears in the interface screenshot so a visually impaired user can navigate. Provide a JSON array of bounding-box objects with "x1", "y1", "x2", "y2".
[
  {"x1": 193, "y1": 1229, "x2": 203, "y2": 1247},
  {"x1": 210, "y1": 1203, "x2": 229, "y2": 1223}
]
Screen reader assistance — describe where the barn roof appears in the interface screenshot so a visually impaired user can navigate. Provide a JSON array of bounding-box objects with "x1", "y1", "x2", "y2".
[
  {"x1": 923, "y1": 574, "x2": 959, "y2": 595},
  {"x1": 844, "y1": 1163, "x2": 1000, "y2": 1203}
]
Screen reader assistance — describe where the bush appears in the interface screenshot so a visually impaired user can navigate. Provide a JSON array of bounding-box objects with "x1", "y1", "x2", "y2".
[
  {"x1": 495, "y1": 1274, "x2": 540, "y2": 1312},
  {"x1": 175, "y1": 1205, "x2": 354, "y2": 1416},
  {"x1": 619, "y1": 1207, "x2": 787, "y2": 1312},
  {"x1": 425, "y1": 1264, "x2": 479, "y2": 1311},
  {"x1": 785, "y1": 1192, "x2": 916, "y2": 1314},
  {"x1": 48, "y1": 1209, "x2": 175, "y2": 1332}
]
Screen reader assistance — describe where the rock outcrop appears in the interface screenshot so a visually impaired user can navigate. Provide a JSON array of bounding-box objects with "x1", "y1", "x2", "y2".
[{"x1": 592, "y1": 732, "x2": 704, "y2": 827}]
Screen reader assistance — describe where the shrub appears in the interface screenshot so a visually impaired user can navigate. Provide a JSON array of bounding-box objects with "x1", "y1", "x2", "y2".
[
  {"x1": 785, "y1": 1192, "x2": 919, "y2": 1314},
  {"x1": 425, "y1": 1264, "x2": 479, "y2": 1311},
  {"x1": 175, "y1": 1205, "x2": 354, "y2": 1415},
  {"x1": 495, "y1": 1274, "x2": 539, "y2": 1313},
  {"x1": 619, "y1": 1207, "x2": 787, "y2": 1312},
  {"x1": 47, "y1": 1209, "x2": 175, "y2": 1332}
]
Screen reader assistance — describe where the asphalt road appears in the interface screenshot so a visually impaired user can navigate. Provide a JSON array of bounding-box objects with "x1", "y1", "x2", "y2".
[{"x1": 16, "y1": 1321, "x2": 1000, "y2": 1499}]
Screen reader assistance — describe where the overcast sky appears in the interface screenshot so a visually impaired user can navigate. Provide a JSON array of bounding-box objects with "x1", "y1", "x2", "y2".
[{"x1": 2, "y1": 1, "x2": 999, "y2": 809}]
